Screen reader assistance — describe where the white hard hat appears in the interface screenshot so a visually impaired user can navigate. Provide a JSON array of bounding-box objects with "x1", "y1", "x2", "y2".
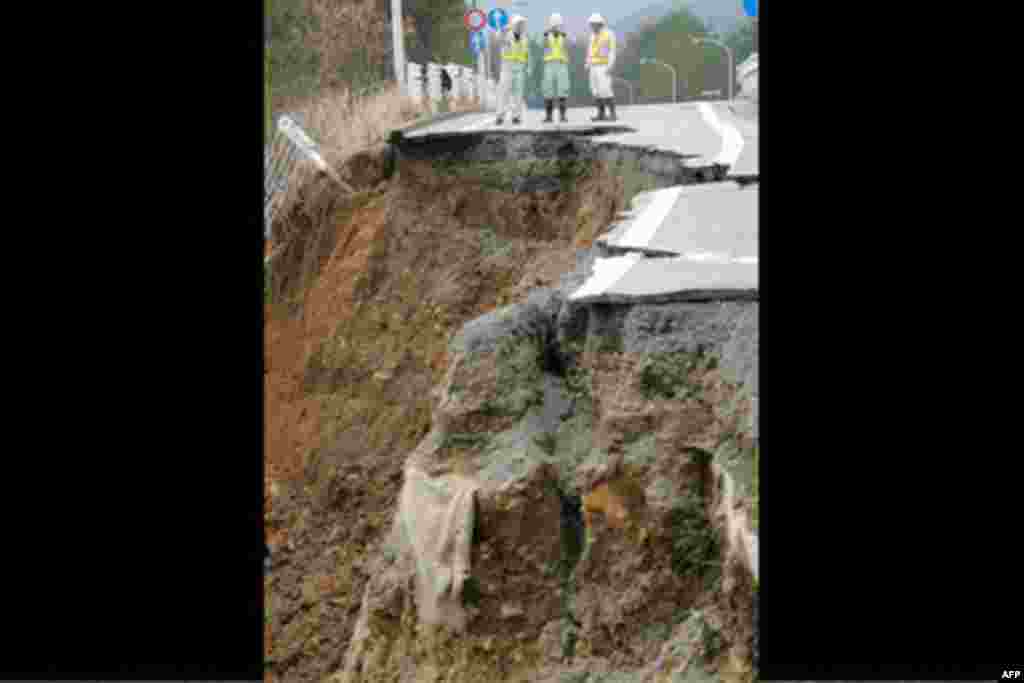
[
  {"x1": 548, "y1": 13, "x2": 564, "y2": 29},
  {"x1": 511, "y1": 14, "x2": 526, "y2": 26},
  {"x1": 588, "y1": 12, "x2": 605, "y2": 24}
]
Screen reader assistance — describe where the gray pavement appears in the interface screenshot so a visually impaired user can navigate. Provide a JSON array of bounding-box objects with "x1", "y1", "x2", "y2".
[
  {"x1": 571, "y1": 255, "x2": 757, "y2": 303},
  {"x1": 404, "y1": 102, "x2": 735, "y2": 168},
  {"x1": 721, "y1": 100, "x2": 759, "y2": 176},
  {"x1": 403, "y1": 101, "x2": 758, "y2": 172},
  {"x1": 400, "y1": 101, "x2": 759, "y2": 304},
  {"x1": 602, "y1": 182, "x2": 758, "y2": 258}
]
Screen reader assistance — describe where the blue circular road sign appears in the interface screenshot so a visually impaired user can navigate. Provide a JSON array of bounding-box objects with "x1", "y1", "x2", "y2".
[
  {"x1": 487, "y1": 8, "x2": 508, "y2": 31},
  {"x1": 743, "y1": 0, "x2": 757, "y2": 17}
]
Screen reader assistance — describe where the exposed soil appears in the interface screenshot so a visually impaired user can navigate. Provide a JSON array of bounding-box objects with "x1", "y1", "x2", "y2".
[
  {"x1": 264, "y1": 151, "x2": 622, "y2": 683},
  {"x1": 264, "y1": 137, "x2": 758, "y2": 683}
]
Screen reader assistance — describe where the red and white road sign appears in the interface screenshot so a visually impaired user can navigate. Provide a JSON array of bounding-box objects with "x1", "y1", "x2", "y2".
[{"x1": 465, "y1": 9, "x2": 486, "y2": 31}]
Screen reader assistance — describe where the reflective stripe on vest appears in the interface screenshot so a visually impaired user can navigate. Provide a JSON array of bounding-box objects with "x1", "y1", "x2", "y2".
[
  {"x1": 544, "y1": 34, "x2": 568, "y2": 62},
  {"x1": 590, "y1": 30, "x2": 612, "y2": 64},
  {"x1": 503, "y1": 36, "x2": 528, "y2": 63}
]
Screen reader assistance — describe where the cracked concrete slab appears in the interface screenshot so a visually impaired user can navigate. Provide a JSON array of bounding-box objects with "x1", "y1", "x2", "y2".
[
  {"x1": 719, "y1": 101, "x2": 759, "y2": 177},
  {"x1": 570, "y1": 256, "x2": 757, "y2": 303},
  {"x1": 602, "y1": 182, "x2": 757, "y2": 258},
  {"x1": 571, "y1": 180, "x2": 757, "y2": 302},
  {"x1": 404, "y1": 103, "x2": 727, "y2": 167}
]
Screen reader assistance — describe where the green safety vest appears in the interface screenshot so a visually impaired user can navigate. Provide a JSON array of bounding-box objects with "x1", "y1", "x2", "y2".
[
  {"x1": 503, "y1": 35, "x2": 528, "y2": 63},
  {"x1": 544, "y1": 33, "x2": 568, "y2": 63}
]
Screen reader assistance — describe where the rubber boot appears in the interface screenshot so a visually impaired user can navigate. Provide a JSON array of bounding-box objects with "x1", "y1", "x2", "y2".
[
  {"x1": 559, "y1": 98, "x2": 568, "y2": 123},
  {"x1": 607, "y1": 98, "x2": 618, "y2": 121},
  {"x1": 543, "y1": 99, "x2": 554, "y2": 123},
  {"x1": 591, "y1": 99, "x2": 606, "y2": 121}
]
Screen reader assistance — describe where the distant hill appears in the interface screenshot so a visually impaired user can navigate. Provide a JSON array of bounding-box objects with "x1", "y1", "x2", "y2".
[
  {"x1": 613, "y1": 1, "x2": 675, "y2": 37},
  {"x1": 613, "y1": 0, "x2": 745, "y2": 39}
]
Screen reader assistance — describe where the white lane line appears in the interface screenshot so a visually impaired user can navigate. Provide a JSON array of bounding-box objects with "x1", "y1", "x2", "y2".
[
  {"x1": 674, "y1": 251, "x2": 758, "y2": 265},
  {"x1": 697, "y1": 102, "x2": 744, "y2": 167},
  {"x1": 569, "y1": 253, "x2": 643, "y2": 301},
  {"x1": 609, "y1": 186, "x2": 684, "y2": 249},
  {"x1": 460, "y1": 114, "x2": 495, "y2": 132}
]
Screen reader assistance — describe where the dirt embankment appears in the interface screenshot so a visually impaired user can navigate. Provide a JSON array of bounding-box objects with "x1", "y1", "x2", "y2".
[
  {"x1": 264, "y1": 146, "x2": 622, "y2": 683},
  {"x1": 265, "y1": 136, "x2": 758, "y2": 683}
]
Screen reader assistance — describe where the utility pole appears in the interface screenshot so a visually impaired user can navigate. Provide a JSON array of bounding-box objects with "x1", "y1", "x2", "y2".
[
  {"x1": 693, "y1": 35, "x2": 733, "y2": 103},
  {"x1": 640, "y1": 58, "x2": 677, "y2": 103},
  {"x1": 392, "y1": 0, "x2": 406, "y2": 94}
]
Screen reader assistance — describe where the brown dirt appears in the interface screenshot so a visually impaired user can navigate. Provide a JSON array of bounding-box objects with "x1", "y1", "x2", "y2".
[{"x1": 264, "y1": 154, "x2": 621, "y2": 683}]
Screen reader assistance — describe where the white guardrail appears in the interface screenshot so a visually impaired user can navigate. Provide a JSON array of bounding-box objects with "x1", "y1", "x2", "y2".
[
  {"x1": 407, "y1": 61, "x2": 498, "y2": 111},
  {"x1": 265, "y1": 63, "x2": 497, "y2": 241},
  {"x1": 264, "y1": 114, "x2": 328, "y2": 241}
]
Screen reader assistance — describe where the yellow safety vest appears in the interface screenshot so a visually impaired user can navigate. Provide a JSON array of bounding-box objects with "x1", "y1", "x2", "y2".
[
  {"x1": 544, "y1": 33, "x2": 568, "y2": 63},
  {"x1": 503, "y1": 35, "x2": 528, "y2": 63},
  {"x1": 590, "y1": 29, "x2": 614, "y2": 65}
]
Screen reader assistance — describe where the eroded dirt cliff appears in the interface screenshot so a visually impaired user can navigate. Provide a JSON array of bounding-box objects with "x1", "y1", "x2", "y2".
[{"x1": 264, "y1": 135, "x2": 758, "y2": 683}]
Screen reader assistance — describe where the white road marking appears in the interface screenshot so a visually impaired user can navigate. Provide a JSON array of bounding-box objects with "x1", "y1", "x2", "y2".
[
  {"x1": 697, "y1": 102, "x2": 744, "y2": 167},
  {"x1": 675, "y1": 251, "x2": 758, "y2": 265},
  {"x1": 460, "y1": 114, "x2": 496, "y2": 132},
  {"x1": 608, "y1": 186, "x2": 684, "y2": 249},
  {"x1": 569, "y1": 253, "x2": 642, "y2": 300}
]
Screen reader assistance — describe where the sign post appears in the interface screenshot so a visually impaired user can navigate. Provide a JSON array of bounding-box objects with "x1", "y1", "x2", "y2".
[
  {"x1": 465, "y1": 9, "x2": 487, "y2": 31},
  {"x1": 487, "y1": 7, "x2": 508, "y2": 31},
  {"x1": 486, "y1": 8, "x2": 508, "y2": 99}
]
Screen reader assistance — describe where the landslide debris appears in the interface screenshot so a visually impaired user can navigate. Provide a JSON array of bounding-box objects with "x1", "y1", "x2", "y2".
[
  {"x1": 264, "y1": 136, "x2": 758, "y2": 683},
  {"x1": 265, "y1": 143, "x2": 621, "y2": 683}
]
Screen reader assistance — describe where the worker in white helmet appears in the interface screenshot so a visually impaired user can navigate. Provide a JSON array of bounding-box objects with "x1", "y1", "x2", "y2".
[
  {"x1": 541, "y1": 13, "x2": 570, "y2": 123},
  {"x1": 584, "y1": 12, "x2": 617, "y2": 121},
  {"x1": 495, "y1": 14, "x2": 530, "y2": 125}
]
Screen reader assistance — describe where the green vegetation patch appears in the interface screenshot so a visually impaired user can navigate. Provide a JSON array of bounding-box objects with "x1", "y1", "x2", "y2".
[
  {"x1": 264, "y1": 261, "x2": 274, "y2": 304},
  {"x1": 482, "y1": 334, "x2": 545, "y2": 420},
  {"x1": 713, "y1": 433, "x2": 756, "y2": 504},
  {"x1": 637, "y1": 350, "x2": 716, "y2": 401},
  {"x1": 433, "y1": 158, "x2": 591, "y2": 192},
  {"x1": 622, "y1": 432, "x2": 658, "y2": 469},
  {"x1": 442, "y1": 431, "x2": 490, "y2": 453},
  {"x1": 586, "y1": 330, "x2": 624, "y2": 354},
  {"x1": 532, "y1": 431, "x2": 558, "y2": 456},
  {"x1": 752, "y1": 443, "x2": 759, "y2": 531},
  {"x1": 475, "y1": 431, "x2": 538, "y2": 484},
  {"x1": 666, "y1": 490, "x2": 721, "y2": 581},
  {"x1": 585, "y1": 672, "x2": 647, "y2": 683},
  {"x1": 619, "y1": 162, "x2": 660, "y2": 210},
  {"x1": 564, "y1": 364, "x2": 593, "y2": 404},
  {"x1": 461, "y1": 575, "x2": 483, "y2": 608},
  {"x1": 552, "y1": 404, "x2": 594, "y2": 494}
]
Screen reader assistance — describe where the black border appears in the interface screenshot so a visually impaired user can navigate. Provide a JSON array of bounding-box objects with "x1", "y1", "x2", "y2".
[
  {"x1": 761, "y1": 2, "x2": 1021, "y2": 680},
  {"x1": 9, "y1": 0, "x2": 1019, "y2": 679},
  {"x1": 5, "y1": 3, "x2": 265, "y2": 679}
]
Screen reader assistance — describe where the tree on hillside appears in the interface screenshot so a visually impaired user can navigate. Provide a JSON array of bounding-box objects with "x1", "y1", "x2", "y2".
[
  {"x1": 525, "y1": 36, "x2": 545, "y2": 110},
  {"x1": 265, "y1": 0, "x2": 471, "y2": 118},
  {"x1": 266, "y1": 0, "x2": 321, "y2": 110},
  {"x1": 615, "y1": 7, "x2": 710, "y2": 102},
  {"x1": 566, "y1": 36, "x2": 594, "y2": 107},
  {"x1": 723, "y1": 18, "x2": 757, "y2": 64},
  {"x1": 609, "y1": 7, "x2": 755, "y2": 103},
  {"x1": 403, "y1": 0, "x2": 470, "y2": 65}
]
